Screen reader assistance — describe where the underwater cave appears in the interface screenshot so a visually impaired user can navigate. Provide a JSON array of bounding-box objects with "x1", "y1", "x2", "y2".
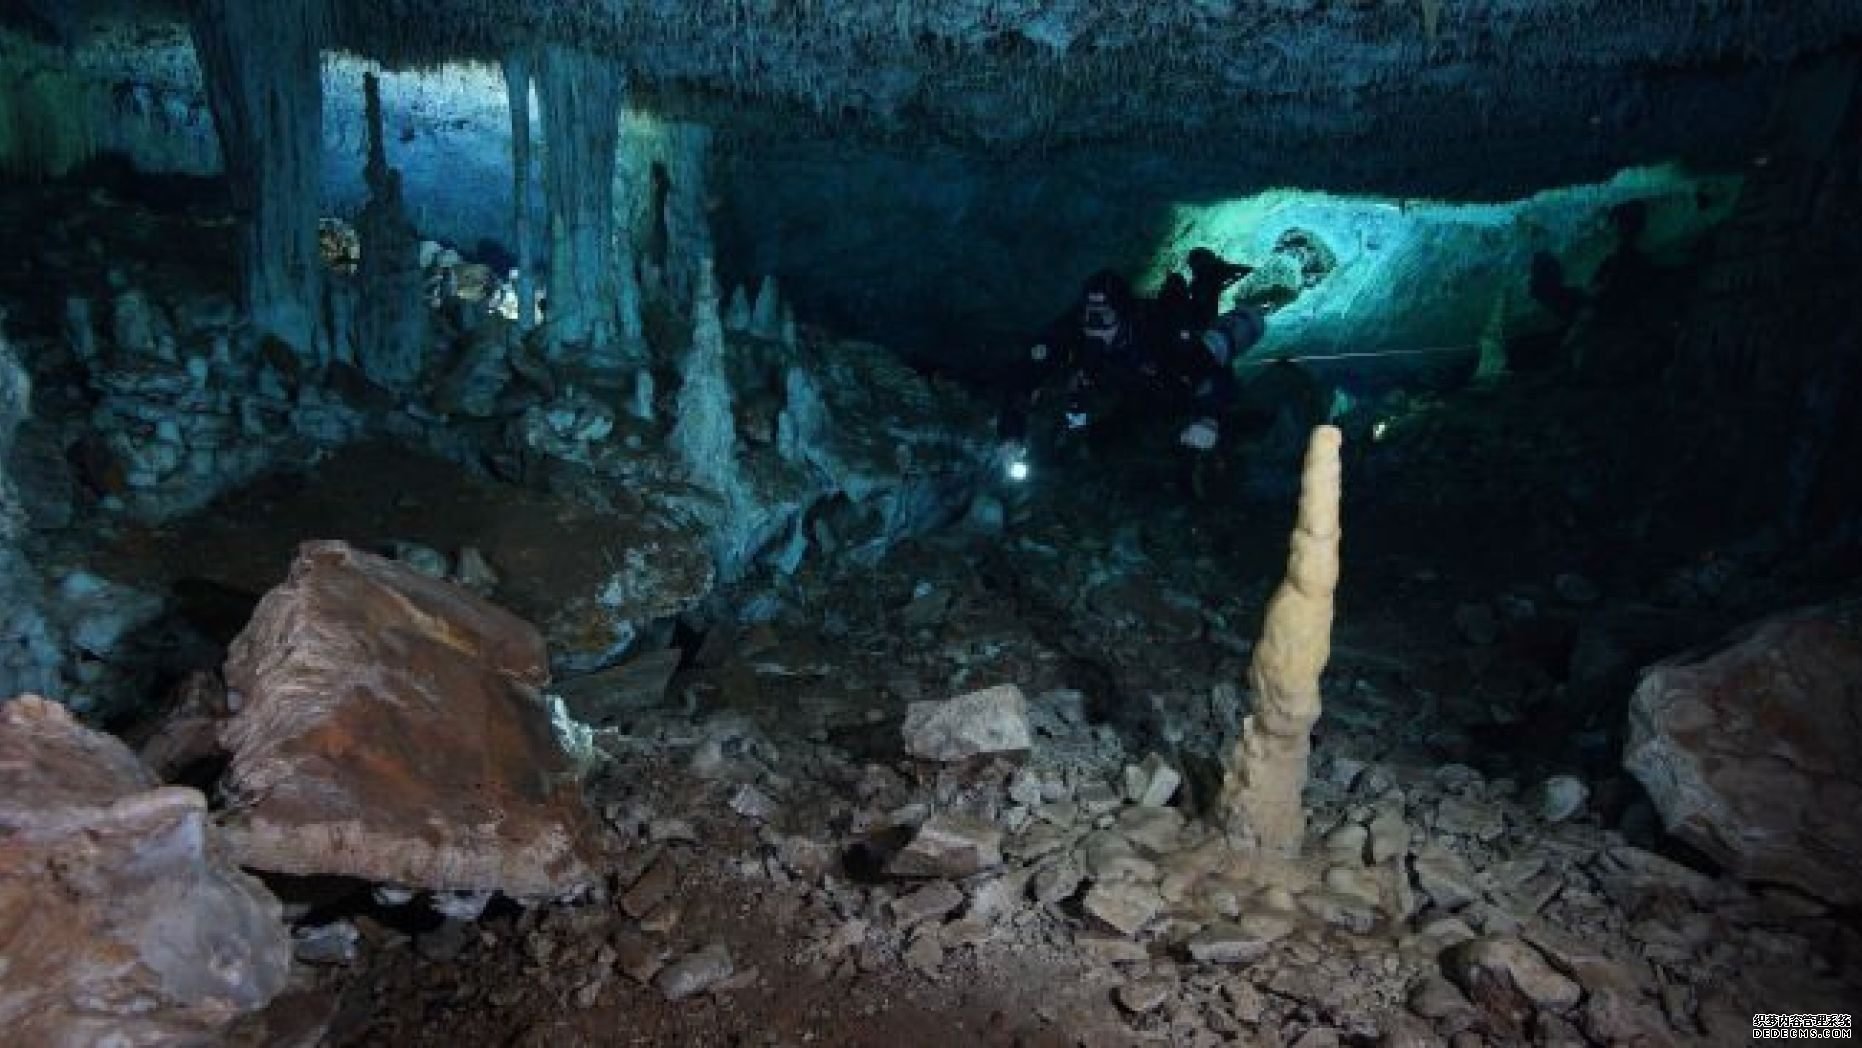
[{"x1": 1, "y1": 0, "x2": 1860, "y2": 1044}]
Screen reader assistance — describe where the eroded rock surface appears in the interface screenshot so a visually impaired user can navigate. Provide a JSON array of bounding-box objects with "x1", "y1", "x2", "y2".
[
  {"x1": 218, "y1": 540, "x2": 603, "y2": 897},
  {"x1": 0, "y1": 695, "x2": 290, "y2": 1044},
  {"x1": 1624, "y1": 600, "x2": 1862, "y2": 904}
]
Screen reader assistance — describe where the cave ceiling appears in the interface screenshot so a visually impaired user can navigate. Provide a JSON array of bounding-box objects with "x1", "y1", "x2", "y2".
[{"x1": 9, "y1": 0, "x2": 1862, "y2": 196}]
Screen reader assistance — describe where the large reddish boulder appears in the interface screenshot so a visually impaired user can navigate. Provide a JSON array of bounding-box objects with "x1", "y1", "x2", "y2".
[
  {"x1": 1624, "y1": 600, "x2": 1862, "y2": 904},
  {"x1": 0, "y1": 695, "x2": 290, "y2": 1044},
  {"x1": 218, "y1": 540, "x2": 601, "y2": 898}
]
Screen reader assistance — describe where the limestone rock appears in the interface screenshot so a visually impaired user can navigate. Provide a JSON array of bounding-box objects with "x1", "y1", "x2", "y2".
[
  {"x1": 1116, "y1": 975, "x2": 1174, "y2": 1014},
  {"x1": 1324, "y1": 865, "x2": 1383, "y2": 907},
  {"x1": 1186, "y1": 914, "x2": 1294, "y2": 964},
  {"x1": 1123, "y1": 752, "x2": 1183, "y2": 807},
  {"x1": 1083, "y1": 881, "x2": 1164, "y2": 936},
  {"x1": 1082, "y1": 830, "x2": 1157, "y2": 883},
  {"x1": 1368, "y1": 808, "x2": 1412, "y2": 864},
  {"x1": 1625, "y1": 600, "x2": 1862, "y2": 904},
  {"x1": 1297, "y1": 889, "x2": 1378, "y2": 933},
  {"x1": 1324, "y1": 822, "x2": 1369, "y2": 864},
  {"x1": 1116, "y1": 804, "x2": 1186, "y2": 855},
  {"x1": 1411, "y1": 845, "x2": 1480, "y2": 911},
  {"x1": 888, "y1": 812, "x2": 1003, "y2": 878},
  {"x1": 1444, "y1": 936, "x2": 1581, "y2": 1035},
  {"x1": 1408, "y1": 974, "x2": 1476, "y2": 1021},
  {"x1": 218, "y1": 541, "x2": 602, "y2": 898},
  {"x1": 0, "y1": 696, "x2": 291, "y2": 1044},
  {"x1": 1531, "y1": 775, "x2": 1588, "y2": 823},
  {"x1": 1378, "y1": 1010, "x2": 1442, "y2": 1048},
  {"x1": 1075, "y1": 931, "x2": 1149, "y2": 964},
  {"x1": 655, "y1": 944, "x2": 734, "y2": 1001},
  {"x1": 890, "y1": 882, "x2": 964, "y2": 929},
  {"x1": 1433, "y1": 796, "x2": 1504, "y2": 841},
  {"x1": 902, "y1": 684, "x2": 1032, "y2": 761},
  {"x1": 1033, "y1": 857, "x2": 1085, "y2": 904}
]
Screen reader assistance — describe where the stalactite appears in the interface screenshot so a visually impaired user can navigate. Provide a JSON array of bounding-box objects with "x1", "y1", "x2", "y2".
[
  {"x1": 534, "y1": 45, "x2": 640, "y2": 370},
  {"x1": 190, "y1": 0, "x2": 327, "y2": 361},
  {"x1": 354, "y1": 72, "x2": 427, "y2": 392},
  {"x1": 503, "y1": 52, "x2": 536, "y2": 331}
]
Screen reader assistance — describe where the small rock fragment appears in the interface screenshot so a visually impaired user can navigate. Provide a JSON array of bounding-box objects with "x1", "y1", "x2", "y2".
[
  {"x1": 654, "y1": 944, "x2": 734, "y2": 1001},
  {"x1": 890, "y1": 882, "x2": 965, "y2": 930},
  {"x1": 729, "y1": 784, "x2": 779, "y2": 821},
  {"x1": 1117, "y1": 976, "x2": 1174, "y2": 1014},
  {"x1": 1084, "y1": 881, "x2": 1164, "y2": 936},
  {"x1": 1185, "y1": 915, "x2": 1294, "y2": 964},
  {"x1": 1123, "y1": 753, "x2": 1183, "y2": 807},
  {"x1": 902, "y1": 684, "x2": 1031, "y2": 761},
  {"x1": 1076, "y1": 931, "x2": 1151, "y2": 964},
  {"x1": 622, "y1": 854, "x2": 678, "y2": 918},
  {"x1": 1531, "y1": 776, "x2": 1588, "y2": 823},
  {"x1": 293, "y1": 921, "x2": 360, "y2": 966},
  {"x1": 1444, "y1": 936, "x2": 1581, "y2": 1031},
  {"x1": 888, "y1": 812, "x2": 1003, "y2": 878}
]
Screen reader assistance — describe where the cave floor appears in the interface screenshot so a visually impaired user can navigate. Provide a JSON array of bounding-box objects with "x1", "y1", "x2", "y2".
[{"x1": 91, "y1": 426, "x2": 1852, "y2": 1046}]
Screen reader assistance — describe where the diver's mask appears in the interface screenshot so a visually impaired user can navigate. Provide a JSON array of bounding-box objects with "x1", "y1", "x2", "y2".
[{"x1": 1080, "y1": 293, "x2": 1120, "y2": 343}]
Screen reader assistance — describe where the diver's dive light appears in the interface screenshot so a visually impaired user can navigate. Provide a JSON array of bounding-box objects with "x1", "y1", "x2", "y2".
[{"x1": 1006, "y1": 455, "x2": 1031, "y2": 483}]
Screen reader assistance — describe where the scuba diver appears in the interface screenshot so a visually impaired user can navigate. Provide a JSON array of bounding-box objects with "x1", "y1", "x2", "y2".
[
  {"x1": 996, "y1": 267, "x2": 1259, "y2": 494},
  {"x1": 1186, "y1": 247, "x2": 1254, "y2": 329},
  {"x1": 1567, "y1": 199, "x2": 1679, "y2": 382}
]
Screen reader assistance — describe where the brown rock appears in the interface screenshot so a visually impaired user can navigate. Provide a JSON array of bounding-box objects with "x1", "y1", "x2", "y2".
[
  {"x1": 134, "y1": 670, "x2": 232, "y2": 780},
  {"x1": 218, "y1": 541, "x2": 601, "y2": 897},
  {"x1": 0, "y1": 696, "x2": 291, "y2": 1044},
  {"x1": 621, "y1": 854, "x2": 679, "y2": 918},
  {"x1": 1625, "y1": 600, "x2": 1862, "y2": 904}
]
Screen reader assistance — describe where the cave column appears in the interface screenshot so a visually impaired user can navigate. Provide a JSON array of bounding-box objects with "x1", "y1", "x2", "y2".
[
  {"x1": 662, "y1": 123, "x2": 715, "y2": 312},
  {"x1": 533, "y1": 45, "x2": 643, "y2": 371},
  {"x1": 189, "y1": 0, "x2": 327, "y2": 362}
]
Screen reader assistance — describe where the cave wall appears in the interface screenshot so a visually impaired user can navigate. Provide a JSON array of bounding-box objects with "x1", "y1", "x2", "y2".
[{"x1": 714, "y1": 143, "x2": 1740, "y2": 370}]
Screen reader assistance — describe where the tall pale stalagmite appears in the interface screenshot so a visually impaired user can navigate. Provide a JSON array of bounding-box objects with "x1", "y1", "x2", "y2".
[{"x1": 1221, "y1": 425, "x2": 1343, "y2": 855}]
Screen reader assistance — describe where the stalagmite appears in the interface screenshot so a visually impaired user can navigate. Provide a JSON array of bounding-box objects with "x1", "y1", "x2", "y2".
[
  {"x1": 189, "y1": 0, "x2": 326, "y2": 361},
  {"x1": 354, "y1": 73, "x2": 427, "y2": 391},
  {"x1": 781, "y1": 304, "x2": 800, "y2": 354},
  {"x1": 725, "y1": 285, "x2": 752, "y2": 332},
  {"x1": 534, "y1": 45, "x2": 639, "y2": 370},
  {"x1": 671, "y1": 259, "x2": 739, "y2": 496},
  {"x1": 750, "y1": 275, "x2": 782, "y2": 340},
  {"x1": 1221, "y1": 426, "x2": 1343, "y2": 856},
  {"x1": 502, "y1": 53, "x2": 536, "y2": 331}
]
